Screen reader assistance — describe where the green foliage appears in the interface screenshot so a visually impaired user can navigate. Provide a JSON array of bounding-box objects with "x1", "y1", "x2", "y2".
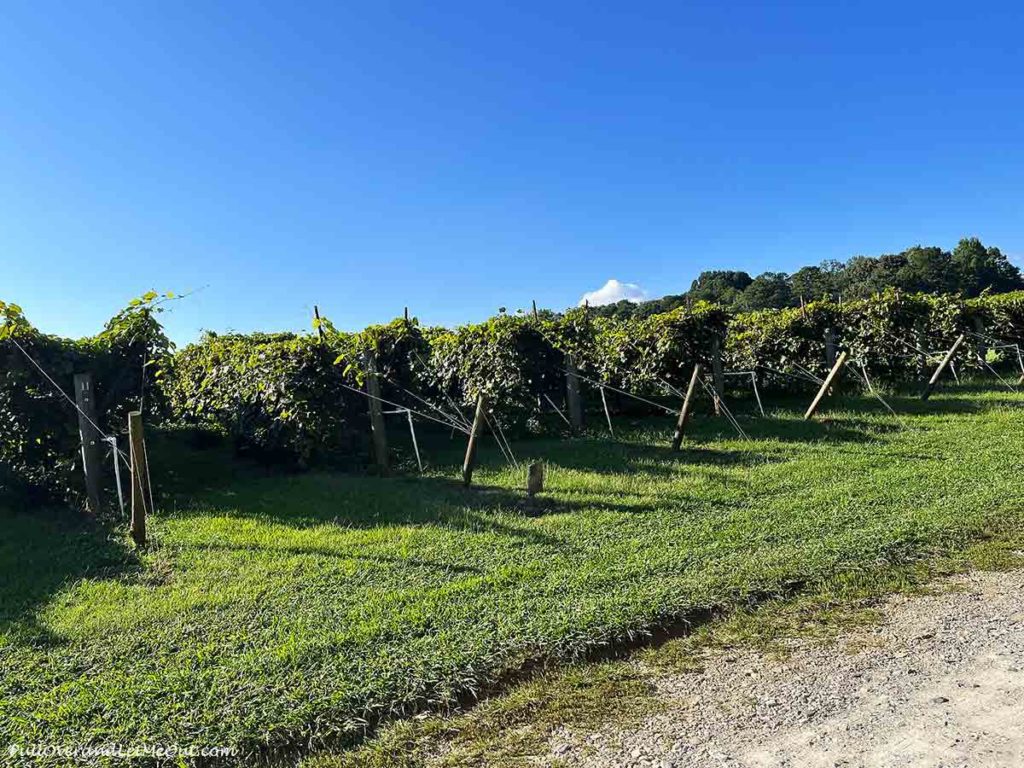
[
  {"x1": 588, "y1": 302, "x2": 729, "y2": 394},
  {"x1": 5, "y1": 287, "x2": 1024, "y2": 500},
  {"x1": 426, "y1": 313, "x2": 563, "y2": 427},
  {"x1": 166, "y1": 331, "x2": 364, "y2": 466},
  {"x1": 727, "y1": 290, "x2": 1024, "y2": 391},
  {"x1": 0, "y1": 294, "x2": 173, "y2": 505}
]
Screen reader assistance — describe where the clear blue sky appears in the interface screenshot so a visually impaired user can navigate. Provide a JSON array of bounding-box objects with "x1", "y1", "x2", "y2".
[{"x1": 2, "y1": 1, "x2": 1022, "y2": 344}]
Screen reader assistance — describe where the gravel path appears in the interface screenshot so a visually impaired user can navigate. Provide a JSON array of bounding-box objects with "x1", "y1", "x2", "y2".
[{"x1": 549, "y1": 569, "x2": 1024, "y2": 768}]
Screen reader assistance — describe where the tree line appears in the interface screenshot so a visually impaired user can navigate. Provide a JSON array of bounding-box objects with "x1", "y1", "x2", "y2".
[{"x1": 594, "y1": 237, "x2": 1023, "y2": 318}]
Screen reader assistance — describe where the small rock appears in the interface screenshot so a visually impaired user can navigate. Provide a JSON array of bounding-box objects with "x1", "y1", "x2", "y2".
[{"x1": 932, "y1": 696, "x2": 950, "y2": 704}]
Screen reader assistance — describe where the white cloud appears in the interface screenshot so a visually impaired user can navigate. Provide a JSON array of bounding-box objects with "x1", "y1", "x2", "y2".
[{"x1": 579, "y1": 279, "x2": 648, "y2": 307}]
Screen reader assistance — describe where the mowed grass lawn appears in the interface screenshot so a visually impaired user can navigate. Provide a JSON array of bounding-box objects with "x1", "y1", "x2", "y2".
[{"x1": 2, "y1": 386, "x2": 1023, "y2": 763}]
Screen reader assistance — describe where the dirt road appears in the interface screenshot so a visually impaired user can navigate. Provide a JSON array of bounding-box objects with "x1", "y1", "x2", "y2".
[{"x1": 552, "y1": 569, "x2": 1024, "y2": 768}]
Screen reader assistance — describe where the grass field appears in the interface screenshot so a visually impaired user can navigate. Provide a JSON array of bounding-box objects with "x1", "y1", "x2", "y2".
[{"x1": 2, "y1": 385, "x2": 1023, "y2": 764}]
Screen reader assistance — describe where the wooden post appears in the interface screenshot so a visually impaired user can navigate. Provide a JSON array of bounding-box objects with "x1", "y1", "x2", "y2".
[
  {"x1": 972, "y1": 316, "x2": 988, "y2": 362},
  {"x1": 73, "y1": 373, "x2": 103, "y2": 516},
  {"x1": 804, "y1": 350, "x2": 848, "y2": 420},
  {"x1": 921, "y1": 334, "x2": 966, "y2": 401},
  {"x1": 671, "y1": 363, "x2": 702, "y2": 450},
  {"x1": 313, "y1": 305, "x2": 325, "y2": 341},
  {"x1": 711, "y1": 336, "x2": 725, "y2": 416},
  {"x1": 128, "y1": 411, "x2": 150, "y2": 546},
  {"x1": 527, "y1": 462, "x2": 544, "y2": 497},
  {"x1": 404, "y1": 306, "x2": 409, "y2": 325},
  {"x1": 824, "y1": 327, "x2": 837, "y2": 368},
  {"x1": 462, "y1": 395, "x2": 487, "y2": 486},
  {"x1": 916, "y1": 322, "x2": 929, "y2": 376},
  {"x1": 565, "y1": 355, "x2": 583, "y2": 430},
  {"x1": 532, "y1": 300, "x2": 539, "y2": 320},
  {"x1": 365, "y1": 351, "x2": 389, "y2": 474}
]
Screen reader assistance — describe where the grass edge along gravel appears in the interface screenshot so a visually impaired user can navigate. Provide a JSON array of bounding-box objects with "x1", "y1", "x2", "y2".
[{"x1": 307, "y1": 533, "x2": 1024, "y2": 768}]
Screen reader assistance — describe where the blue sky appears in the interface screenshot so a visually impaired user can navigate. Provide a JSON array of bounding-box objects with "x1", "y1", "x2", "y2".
[{"x1": 2, "y1": 1, "x2": 1022, "y2": 344}]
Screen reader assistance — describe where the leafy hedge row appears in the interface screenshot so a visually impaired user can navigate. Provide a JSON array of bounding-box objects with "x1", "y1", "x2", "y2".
[
  {"x1": 0, "y1": 294, "x2": 173, "y2": 505},
  {"x1": 4, "y1": 290, "x2": 1023, "y2": 502},
  {"x1": 727, "y1": 290, "x2": 1024, "y2": 391}
]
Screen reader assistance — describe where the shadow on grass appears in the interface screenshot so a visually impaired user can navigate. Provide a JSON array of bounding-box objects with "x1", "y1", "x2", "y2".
[{"x1": 0, "y1": 508, "x2": 138, "y2": 647}]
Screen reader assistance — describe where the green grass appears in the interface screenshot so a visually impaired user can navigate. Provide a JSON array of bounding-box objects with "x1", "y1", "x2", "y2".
[
  {"x1": 2, "y1": 385, "x2": 1023, "y2": 764},
  {"x1": 320, "y1": 536, "x2": 1024, "y2": 768}
]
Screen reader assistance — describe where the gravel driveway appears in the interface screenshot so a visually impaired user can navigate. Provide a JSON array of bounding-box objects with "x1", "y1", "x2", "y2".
[{"x1": 550, "y1": 569, "x2": 1024, "y2": 768}]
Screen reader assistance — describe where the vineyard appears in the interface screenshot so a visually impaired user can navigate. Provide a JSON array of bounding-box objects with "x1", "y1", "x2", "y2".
[
  {"x1": 2, "y1": 290, "x2": 1024, "y2": 765},
  {"x1": 2, "y1": 289, "x2": 1023, "y2": 506}
]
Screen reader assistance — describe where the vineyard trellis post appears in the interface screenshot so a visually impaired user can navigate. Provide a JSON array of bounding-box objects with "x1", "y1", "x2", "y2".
[
  {"x1": 972, "y1": 317, "x2": 988, "y2": 362},
  {"x1": 462, "y1": 394, "x2": 488, "y2": 486},
  {"x1": 73, "y1": 373, "x2": 103, "y2": 516},
  {"x1": 805, "y1": 350, "x2": 848, "y2": 420},
  {"x1": 565, "y1": 355, "x2": 583, "y2": 431},
  {"x1": 313, "y1": 305, "x2": 325, "y2": 342},
  {"x1": 671, "y1": 363, "x2": 703, "y2": 450},
  {"x1": 365, "y1": 350, "x2": 389, "y2": 474},
  {"x1": 921, "y1": 334, "x2": 966, "y2": 401},
  {"x1": 128, "y1": 411, "x2": 151, "y2": 546},
  {"x1": 824, "y1": 327, "x2": 837, "y2": 368}
]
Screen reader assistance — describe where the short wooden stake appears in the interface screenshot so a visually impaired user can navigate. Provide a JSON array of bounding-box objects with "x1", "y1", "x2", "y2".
[
  {"x1": 565, "y1": 355, "x2": 583, "y2": 430},
  {"x1": 671, "y1": 363, "x2": 702, "y2": 450},
  {"x1": 527, "y1": 462, "x2": 544, "y2": 497},
  {"x1": 921, "y1": 334, "x2": 966, "y2": 401},
  {"x1": 804, "y1": 350, "x2": 848, "y2": 420},
  {"x1": 462, "y1": 394, "x2": 488, "y2": 486},
  {"x1": 74, "y1": 373, "x2": 103, "y2": 516},
  {"x1": 532, "y1": 299, "x2": 539, "y2": 320},
  {"x1": 711, "y1": 336, "x2": 725, "y2": 416},
  {"x1": 365, "y1": 351, "x2": 389, "y2": 474},
  {"x1": 128, "y1": 411, "x2": 150, "y2": 546}
]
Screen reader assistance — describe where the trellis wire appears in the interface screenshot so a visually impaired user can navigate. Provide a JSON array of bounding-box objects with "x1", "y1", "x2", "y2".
[
  {"x1": 542, "y1": 393, "x2": 572, "y2": 427},
  {"x1": 337, "y1": 381, "x2": 470, "y2": 435},
  {"x1": 725, "y1": 371, "x2": 765, "y2": 417},
  {"x1": 382, "y1": 408, "x2": 424, "y2": 471}
]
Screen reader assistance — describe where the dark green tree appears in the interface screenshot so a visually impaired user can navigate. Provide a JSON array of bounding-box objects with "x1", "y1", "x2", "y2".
[
  {"x1": 687, "y1": 270, "x2": 753, "y2": 307},
  {"x1": 741, "y1": 272, "x2": 793, "y2": 310},
  {"x1": 951, "y1": 237, "x2": 1024, "y2": 296}
]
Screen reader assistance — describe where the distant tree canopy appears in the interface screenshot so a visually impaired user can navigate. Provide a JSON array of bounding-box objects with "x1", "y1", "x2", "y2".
[{"x1": 591, "y1": 238, "x2": 1023, "y2": 318}]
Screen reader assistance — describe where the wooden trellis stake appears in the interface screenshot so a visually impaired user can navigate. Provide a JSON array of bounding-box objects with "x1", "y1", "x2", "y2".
[
  {"x1": 804, "y1": 350, "x2": 848, "y2": 420},
  {"x1": 128, "y1": 411, "x2": 151, "y2": 546},
  {"x1": 462, "y1": 394, "x2": 488, "y2": 486},
  {"x1": 365, "y1": 351, "x2": 389, "y2": 474},
  {"x1": 73, "y1": 373, "x2": 103, "y2": 516},
  {"x1": 921, "y1": 334, "x2": 966, "y2": 401},
  {"x1": 565, "y1": 355, "x2": 583, "y2": 430},
  {"x1": 972, "y1": 317, "x2": 988, "y2": 361},
  {"x1": 671, "y1": 363, "x2": 703, "y2": 450},
  {"x1": 711, "y1": 336, "x2": 725, "y2": 416},
  {"x1": 313, "y1": 305, "x2": 325, "y2": 341}
]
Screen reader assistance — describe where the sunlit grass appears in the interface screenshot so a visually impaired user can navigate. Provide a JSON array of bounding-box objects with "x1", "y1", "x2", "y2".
[{"x1": 1, "y1": 385, "x2": 1022, "y2": 762}]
